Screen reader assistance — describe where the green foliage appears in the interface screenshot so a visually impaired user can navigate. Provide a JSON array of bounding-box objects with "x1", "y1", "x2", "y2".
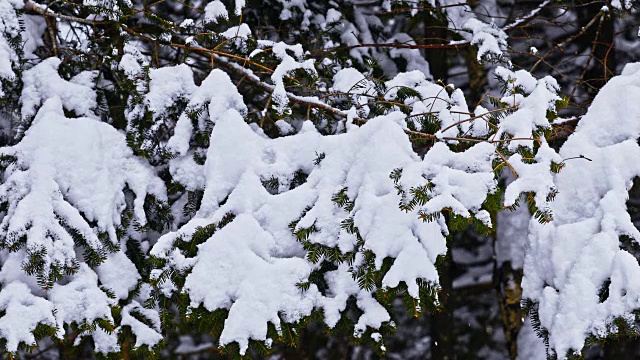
[{"x1": 0, "y1": 0, "x2": 601, "y2": 356}]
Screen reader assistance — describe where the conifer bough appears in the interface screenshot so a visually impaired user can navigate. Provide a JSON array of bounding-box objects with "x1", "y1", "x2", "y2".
[{"x1": 0, "y1": 0, "x2": 637, "y2": 358}]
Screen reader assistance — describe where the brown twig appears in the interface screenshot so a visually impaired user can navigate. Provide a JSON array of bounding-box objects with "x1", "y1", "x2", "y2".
[{"x1": 23, "y1": 0, "x2": 109, "y2": 25}]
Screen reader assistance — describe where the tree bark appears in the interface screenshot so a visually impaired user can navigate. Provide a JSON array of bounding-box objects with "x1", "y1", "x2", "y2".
[
  {"x1": 464, "y1": 47, "x2": 488, "y2": 107},
  {"x1": 495, "y1": 261, "x2": 523, "y2": 360},
  {"x1": 421, "y1": 9, "x2": 449, "y2": 83},
  {"x1": 576, "y1": 0, "x2": 616, "y2": 98},
  {"x1": 431, "y1": 248, "x2": 454, "y2": 360}
]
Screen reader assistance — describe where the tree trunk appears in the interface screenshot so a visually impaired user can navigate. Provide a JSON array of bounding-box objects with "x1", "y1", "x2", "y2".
[
  {"x1": 495, "y1": 261, "x2": 523, "y2": 360},
  {"x1": 464, "y1": 47, "x2": 488, "y2": 107},
  {"x1": 431, "y1": 248, "x2": 454, "y2": 360},
  {"x1": 421, "y1": 9, "x2": 449, "y2": 83},
  {"x1": 577, "y1": 0, "x2": 616, "y2": 98}
]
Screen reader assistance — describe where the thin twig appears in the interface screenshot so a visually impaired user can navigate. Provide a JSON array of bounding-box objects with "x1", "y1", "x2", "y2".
[
  {"x1": 531, "y1": 11, "x2": 603, "y2": 72},
  {"x1": 495, "y1": 149, "x2": 518, "y2": 179},
  {"x1": 23, "y1": 0, "x2": 109, "y2": 25}
]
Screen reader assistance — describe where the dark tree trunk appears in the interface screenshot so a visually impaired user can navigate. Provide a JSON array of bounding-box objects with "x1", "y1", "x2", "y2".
[
  {"x1": 495, "y1": 261, "x2": 524, "y2": 360},
  {"x1": 431, "y1": 248, "x2": 455, "y2": 360},
  {"x1": 464, "y1": 47, "x2": 488, "y2": 107},
  {"x1": 576, "y1": 0, "x2": 616, "y2": 98},
  {"x1": 421, "y1": 10, "x2": 449, "y2": 83}
]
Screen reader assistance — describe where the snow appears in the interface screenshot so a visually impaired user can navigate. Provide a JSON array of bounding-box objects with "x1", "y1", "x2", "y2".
[
  {"x1": 179, "y1": 19, "x2": 194, "y2": 28},
  {"x1": 141, "y1": 64, "x2": 247, "y2": 160},
  {"x1": 325, "y1": 8, "x2": 341, "y2": 24},
  {"x1": 234, "y1": 0, "x2": 245, "y2": 15},
  {"x1": 496, "y1": 193, "x2": 529, "y2": 269},
  {"x1": 21, "y1": 15, "x2": 46, "y2": 60},
  {"x1": 90, "y1": 328, "x2": 120, "y2": 354},
  {"x1": 332, "y1": 68, "x2": 368, "y2": 93},
  {"x1": 387, "y1": 33, "x2": 432, "y2": 78},
  {"x1": 273, "y1": 0, "x2": 306, "y2": 21},
  {"x1": 517, "y1": 316, "x2": 547, "y2": 360},
  {"x1": 175, "y1": 336, "x2": 214, "y2": 354},
  {"x1": 49, "y1": 265, "x2": 115, "y2": 337},
  {"x1": 270, "y1": 42, "x2": 316, "y2": 113},
  {"x1": 521, "y1": 62, "x2": 640, "y2": 357},
  {"x1": 4, "y1": 0, "x2": 639, "y2": 356},
  {"x1": 146, "y1": 64, "x2": 197, "y2": 121},
  {"x1": 332, "y1": 68, "x2": 375, "y2": 106},
  {"x1": 118, "y1": 43, "x2": 147, "y2": 81},
  {"x1": 163, "y1": 69, "x2": 248, "y2": 197},
  {"x1": 464, "y1": 19, "x2": 508, "y2": 61},
  {"x1": 611, "y1": 0, "x2": 633, "y2": 9},
  {"x1": 504, "y1": 139, "x2": 562, "y2": 213},
  {"x1": 0, "y1": 92, "x2": 167, "y2": 353},
  {"x1": 0, "y1": 97, "x2": 165, "y2": 279},
  {"x1": 1, "y1": 97, "x2": 166, "y2": 241},
  {"x1": 185, "y1": 214, "x2": 317, "y2": 354},
  {"x1": 169, "y1": 155, "x2": 206, "y2": 191},
  {"x1": 383, "y1": 70, "x2": 485, "y2": 138},
  {"x1": 494, "y1": 67, "x2": 561, "y2": 150},
  {"x1": 167, "y1": 68, "x2": 247, "y2": 156},
  {"x1": 275, "y1": 119, "x2": 294, "y2": 135},
  {"x1": 204, "y1": 0, "x2": 228, "y2": 23},
  {"x1": 319, "y1": 265, "x2": 364, "y2": 328},
  {"x1": 20, "y1": 58, "x2": 97, "y2": 121},
  {"x1": 153, "y1": 106, "x2": 500, "y2": 352},
  {"x1": 119, "y1": 54, "x2": 143, "y2": 79},
  {"x1": 95, "y1": 251, "x2": 140, "y2": 300},
  {"x1": 0, "y1": 282, "x2": 56, "y2": 352},
  {"x1": 399, "y1": 142, "x2": 497, "y2": 222},
  {"x1": 0, "y1": 0, "x2": 22, "y2": 95},
  {"x1": 220, "y1": 23, "x2": 252, "y2": 40},
  {"x1": 120, "y1": 300, "x2": 163, "y2": 349},
  {"x1": 399, "y1": 0, "x2": 508, "y2": 61}
]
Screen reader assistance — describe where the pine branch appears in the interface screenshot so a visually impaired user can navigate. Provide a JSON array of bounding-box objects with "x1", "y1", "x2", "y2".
[
  {"x1": 23, "y1": 0, "x2": 109, "y2": 25},
  {"x1": 502, "y1": 0, "x2": 554, "y2": 32},
  {"x1": 214, "y1": 58, "x2": 363, "y2": 122}
]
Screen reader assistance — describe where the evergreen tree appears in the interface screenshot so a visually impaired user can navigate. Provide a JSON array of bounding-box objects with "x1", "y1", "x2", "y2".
[{"x1": 0, "y1": 0, "x2": 638, "y2": 359}]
